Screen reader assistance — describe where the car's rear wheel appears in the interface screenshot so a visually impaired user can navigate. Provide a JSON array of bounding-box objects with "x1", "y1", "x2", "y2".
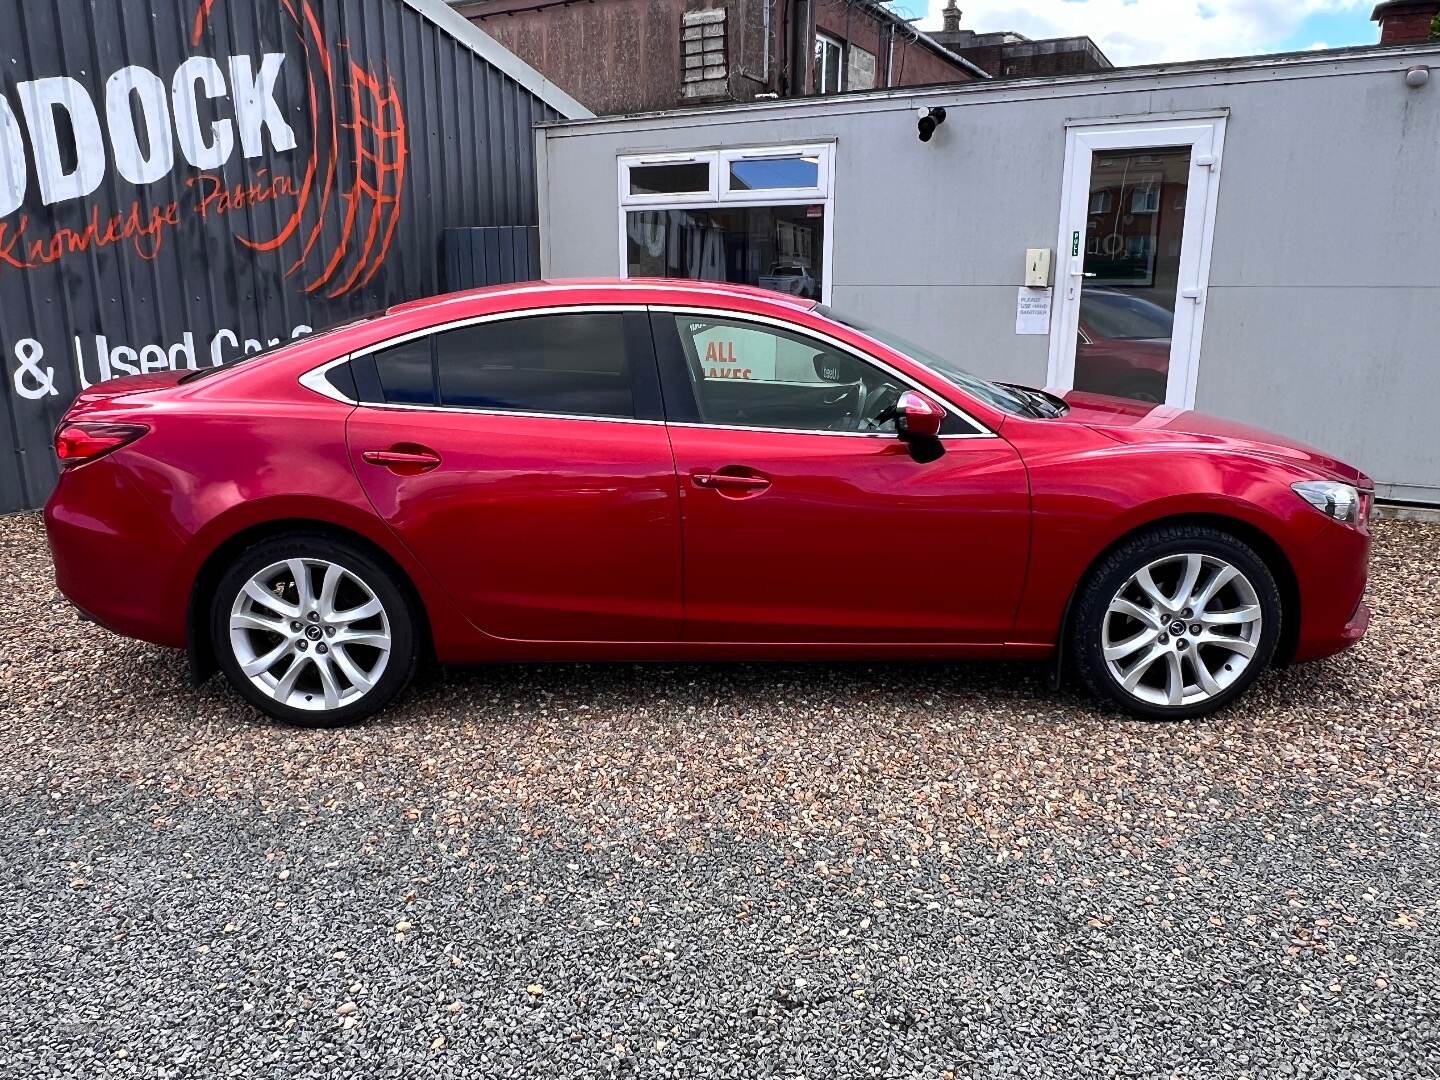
[
  {"x1": 211, "y1": 535, "x2": 419, "y2": 725},
  {"x1": 1071, "y1": 525, "x2": 1281, "y2": 719}
]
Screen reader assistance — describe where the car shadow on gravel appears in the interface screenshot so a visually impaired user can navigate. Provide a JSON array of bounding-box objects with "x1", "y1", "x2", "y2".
[{"x1": 120, "y1": 638, "x2": 1330, "y2": 735}]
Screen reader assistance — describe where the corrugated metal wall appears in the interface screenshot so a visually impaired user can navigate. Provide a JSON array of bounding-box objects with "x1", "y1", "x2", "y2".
[
  {"x1": 0, "y1": 0, "x2": 564, "y2": 513},
  {"x1": 443, "y1": 225, "x2": 541, "y2": 291}
]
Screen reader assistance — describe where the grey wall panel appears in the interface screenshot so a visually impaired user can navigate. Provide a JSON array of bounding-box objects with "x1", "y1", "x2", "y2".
[
  {"x1": 0, "y1": 0, "x2": 564, "y2": 513},
  {"x1": 829, "y1": 284, "x2": 1049, "y2": 386},
  {"x1": 539, "y1": 47, "x2": 1440, "y2": 499},
  {"x1": 1194, "y1": 285, "x2": 1436, "y2": 487}
]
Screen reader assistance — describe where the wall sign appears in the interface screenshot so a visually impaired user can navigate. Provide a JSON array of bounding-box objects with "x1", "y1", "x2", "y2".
[
  {"x1": 0, "y1": 0, "x2": 566, "y2": 512},
  {"x1": 1015, "y1": 287, "x2": 1052, "y2": 335},
  {"x1": 4, "y1": 0, "x2": 410, "y2": 408}
]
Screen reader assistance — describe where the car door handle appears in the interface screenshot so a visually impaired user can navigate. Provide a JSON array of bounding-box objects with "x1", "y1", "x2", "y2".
[
  {"x1": 362, "y1": 446, "x2": 442, "y2": 472},
  {"x1": 693, "y1": 470, "x2": 772, "y2": 495}
]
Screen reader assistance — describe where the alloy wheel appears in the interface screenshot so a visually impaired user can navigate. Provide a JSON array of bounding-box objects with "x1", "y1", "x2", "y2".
[
  {"x1": 228, "y1": 558, "x2": 392, "y2": 712},
  {"x1": 1101, "y1": 552, "x2": 1263, "y2": 709}
]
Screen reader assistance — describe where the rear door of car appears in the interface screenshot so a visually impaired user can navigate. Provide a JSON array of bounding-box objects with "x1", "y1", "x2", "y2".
[
  {"x1": 342, "y1": 306, "x2": 683, "y2": 643},
  {"x1": 651, "y1": 307, "x2": 1031, "y2": 644}
]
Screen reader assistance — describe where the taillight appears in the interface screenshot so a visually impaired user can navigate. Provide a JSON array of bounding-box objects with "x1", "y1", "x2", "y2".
[{"x1": 54, "y1": 422, "x2": 149, "y2": 467}]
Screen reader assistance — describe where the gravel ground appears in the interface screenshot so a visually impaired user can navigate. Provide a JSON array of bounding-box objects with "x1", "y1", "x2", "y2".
[{"x1": 1, "y1": 512, "x2": 1437, "y2": 1079}]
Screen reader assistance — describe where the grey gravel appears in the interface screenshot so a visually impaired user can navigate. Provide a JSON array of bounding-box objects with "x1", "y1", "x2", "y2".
[{"x1": 1, "y1": 512, "x2": 1437, "y2": 1079}]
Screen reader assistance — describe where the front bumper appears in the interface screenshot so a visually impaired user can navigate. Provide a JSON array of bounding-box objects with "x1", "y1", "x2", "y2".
[{"x1": 1290, "y1": 515, "x2": 1372, "y2": 663}]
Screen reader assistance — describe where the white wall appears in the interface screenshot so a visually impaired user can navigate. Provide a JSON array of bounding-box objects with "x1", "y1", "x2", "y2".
[{"x1": 537, "y1": 46, "x2": 1440, "y2": 501}]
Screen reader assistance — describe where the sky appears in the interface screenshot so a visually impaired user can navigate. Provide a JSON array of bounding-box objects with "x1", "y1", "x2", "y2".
[{"x1": 905, "y1": 0, "x2": 1380, "y2": 66}]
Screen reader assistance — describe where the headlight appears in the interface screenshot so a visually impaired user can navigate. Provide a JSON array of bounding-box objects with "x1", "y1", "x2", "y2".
[{"x1": 1292, "y1": 480, "x2": 1364, "y2": 525}]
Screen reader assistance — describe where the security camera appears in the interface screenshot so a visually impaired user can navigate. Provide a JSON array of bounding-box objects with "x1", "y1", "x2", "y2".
[{"x1": 917, "y1": 106, "x2": 947, "y2": 142}]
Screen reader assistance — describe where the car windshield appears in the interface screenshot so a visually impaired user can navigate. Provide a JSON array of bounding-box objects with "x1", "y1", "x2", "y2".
[
  {"x1": 1080, "y1": 289, "x2": 1175, "y2": 341},
  {"x1": 815, "y1": 305, "x2": 1035, "y2": 417}
]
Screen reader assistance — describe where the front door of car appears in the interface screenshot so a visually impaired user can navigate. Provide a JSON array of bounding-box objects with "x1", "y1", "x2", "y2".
[
  {"x1": 651, "y1": 311, "x2": 1031, "y2": 644},
  {"x1": 345, "y1": 309, "x2": 682, "y2": 643}
]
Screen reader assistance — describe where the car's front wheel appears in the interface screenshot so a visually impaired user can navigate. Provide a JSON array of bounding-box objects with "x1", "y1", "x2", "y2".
[
  {"x1": 1071, "y1": 525, "x2": 1281, "y2": 719},
  {"x1": 211, "y1": 535, "x2": 419, "y2": 725}
]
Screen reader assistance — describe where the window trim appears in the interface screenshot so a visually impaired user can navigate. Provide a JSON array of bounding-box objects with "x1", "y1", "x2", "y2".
[
  {"x1": 617, "y1": 151, "x2": 719, "y2": 206},
  {"x1": 616, "y1": 143, "x2": 836, "y2": 305},
  {"x1": 814, "y1": 32, "x2": 844, "y2": 95},
  {"x1": 299, "y1": 301, "x2": 994, "y2": 439},
  {"x1": 647, "y1": 304, "x2": 994, "y2": 439},
  {"x1": 719, "y1": 146, "x2": 831, "y2": 203},
  {"x1": 299, "y1": 304, "x2": 666, "y2": 426}
]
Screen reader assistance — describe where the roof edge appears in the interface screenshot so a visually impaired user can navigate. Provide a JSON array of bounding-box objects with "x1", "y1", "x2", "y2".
[
  {"x1": 849, "y1": 0, "x2": 991, "y2": 79},
  {"x1": 537, "y1": 40, "x2": 1440, "y2": 130},
  {"x1": 397, "y1": 0, "x2": 594, "y2": 118}
]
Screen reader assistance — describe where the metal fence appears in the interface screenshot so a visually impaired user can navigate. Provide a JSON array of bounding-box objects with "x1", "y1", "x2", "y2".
[{"x1": 0, "y1": 0, "x2": 568, "y2": 513}]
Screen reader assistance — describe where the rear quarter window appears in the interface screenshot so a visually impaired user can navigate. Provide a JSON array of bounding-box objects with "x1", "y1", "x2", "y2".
[{"x1": 371, "y1": 338, "x2": 435, "y2": 405}]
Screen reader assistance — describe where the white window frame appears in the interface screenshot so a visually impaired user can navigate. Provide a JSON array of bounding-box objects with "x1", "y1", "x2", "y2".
[
  {"x1": 619, "y1": 150, "x2": 719, "y2": 206},
  {"x1": 1129, "y1": 182, "x2": 1161, "y2": 213},
  {"x1": 1047, "y1": 115, "x2": 1227, "y2": 411},
  {"x1": 616, "y1": 143, "x2": 836, "y2": 305},
  {"x1": 814, "y1": 32, "x2": 844, "y2": 94},
  {"x1": 719, "y1": 147, "x2": 831, "y2": 203}
]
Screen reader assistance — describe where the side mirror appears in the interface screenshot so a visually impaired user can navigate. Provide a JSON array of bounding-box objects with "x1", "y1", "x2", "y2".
[
  {"x1": 895, "y1": 390, "x2": 944, "y2": 439},
  {"x1": 893, "y1": 390, "x2": 946, "y2": 463}
]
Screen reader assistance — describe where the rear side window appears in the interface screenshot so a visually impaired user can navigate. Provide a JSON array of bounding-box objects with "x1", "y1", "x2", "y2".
[
  {"x1": 372, "y1": 338, "x2": 434, "y2": 405},
  {"x1": 436, "y1": 313, "x2": 634, "y2": 418}
]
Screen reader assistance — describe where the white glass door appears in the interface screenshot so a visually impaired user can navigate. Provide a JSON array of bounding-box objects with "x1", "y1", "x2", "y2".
[{"x1": 1047, "y1": 117, "x2": 1227, "y2": 408}]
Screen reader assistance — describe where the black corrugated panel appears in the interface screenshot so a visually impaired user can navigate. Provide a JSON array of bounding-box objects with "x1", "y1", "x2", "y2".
[
  {"x1": 0, "y1": 0, "x2": 563, "y2": 512},
  {"x1": 443, "y1": 225, "x2": 540, "y2": 291}
]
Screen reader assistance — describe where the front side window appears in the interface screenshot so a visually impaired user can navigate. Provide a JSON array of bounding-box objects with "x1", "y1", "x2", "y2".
[
  {"x1": 816, "y1": 304, "x2": 1033, "y2": 419},
  {"x1": 664, "y1": 314, "x2": 947, "y2": 434},
  {"x1": 435, "y1": 313, "x2": 635, "y2": 418}
]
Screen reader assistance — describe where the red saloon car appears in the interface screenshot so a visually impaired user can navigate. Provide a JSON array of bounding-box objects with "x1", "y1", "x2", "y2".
[{"x1": 44, "y1": 279, "x2": 1372, "y2": 724}]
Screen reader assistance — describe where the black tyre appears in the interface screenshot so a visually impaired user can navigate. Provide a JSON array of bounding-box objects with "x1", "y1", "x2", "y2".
[
  {"x1": 210, "y1": 534, "x2": 420, "y2": 725},
  {"x1": 1071, "y1": 525, "x2": 1282, "y2": 720}
]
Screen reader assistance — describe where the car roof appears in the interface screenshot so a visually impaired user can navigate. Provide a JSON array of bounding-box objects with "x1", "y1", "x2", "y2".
[{"x1": 385, "y1": 277, "x2": 819, "y2": 319}]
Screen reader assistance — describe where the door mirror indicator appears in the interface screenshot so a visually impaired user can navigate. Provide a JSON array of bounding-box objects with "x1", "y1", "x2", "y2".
[
  {"x1": 896, "y1": 390, "x2": 944, "y2": 438},
  {"x1": 894, "y1": 390, "x2": 946, "y2": 463}
]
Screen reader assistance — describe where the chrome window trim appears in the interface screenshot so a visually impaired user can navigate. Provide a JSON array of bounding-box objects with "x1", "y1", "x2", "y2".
[
  {"x1": 297, "y1": 303, "x2": 653, "y2": 415},
  {"x1": 663, "y1": 421, "x2": 994, "y2": 442},
  {"x1": 298, "y1": 355, "x2": 358, "y2": 404},
  {"x1": 347, "y1": 400, "x2": 667, "y2": 427},
  {"x1": 298, "y1": 299, "x2": 998, "y2": 439},
  {"x1": 347, "y1": 303, "x2": 651, "y2": 362},
  {"x1": 649, "y1": 304, "x2": 996, "y2": 438}
]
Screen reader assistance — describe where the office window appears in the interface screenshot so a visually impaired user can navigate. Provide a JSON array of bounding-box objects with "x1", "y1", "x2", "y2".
[{"x1": 618, "y1": 145, "x2": 833, "y2": 303}]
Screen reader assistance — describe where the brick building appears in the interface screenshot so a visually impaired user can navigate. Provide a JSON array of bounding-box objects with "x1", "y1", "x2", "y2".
[
  {"x1": 929, "y1": 1, "x2": 1112, "y2": 79},
  {"x1": 1372, "y1": 0, "x2": 1440, "y2": 44},
  {"x1": 448, "y1": 0, "x2": 986, "y2": 116}
]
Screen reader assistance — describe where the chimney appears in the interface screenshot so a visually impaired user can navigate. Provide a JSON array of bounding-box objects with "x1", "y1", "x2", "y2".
[
  {"x1": 942, "y1": 0, "x2": 961, "y2": 33},
  {"x1": 1371, "y1": 0, "x2": 1440, "y2": 45}
]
